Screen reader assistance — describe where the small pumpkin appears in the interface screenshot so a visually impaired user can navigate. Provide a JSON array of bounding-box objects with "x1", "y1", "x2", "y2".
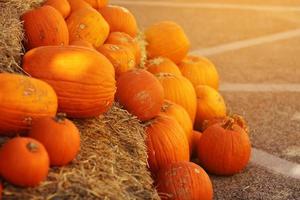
[
  {"x1": 146, "y1": 115, "x2": 189, "y2": 175},
  {"x1": 105, "y1": 32, "x2": 141, "y2": 65},
  {"x1": 44, "y1": 0, "x2": 71, "y2": 18},
  {"x1": 97, "y1": 44, "x2": 136, "y2": 77},
  {"x1": 0, "y1": 73, "x2": 58, "y2": 135},
  {"x1": 22, "y1": 5, "x2": 69, "y2": 49},
  {"x1": 83, "y1": 0, "x2": 108, "y2": 8},
  {"x1": 146, "y1": 57, "x2": 181, "y2": 76},
  {"x1": 156, "y1": 161, "x2": 213, "y2": 200},
  {"x1": 160, "y1": 100, "x2": 193, "y2": 150},
  {"x1": 197, "y1": 119, "x2": 251, "y2": 175},
  {"x1": 70, "y1": 39, "x2": 94, "y2": 49},
  {"x1": 116, "y1": 69, "x2": 164, "y2": 121},
  {"x1": 98, "y1": 5, "x2": 138, "y2": 37},
  {"x1": 156, "y1": 73, "x2": 197, "y2": 123},
  {"x1": 22, "y1": 45, "x2": 116, "y2": 118},
  {"x1": 67, "y1": 0, "x2": 91, "y2": 12},
  {"x1": 0, "y1": 137, "x2": 49, "y2": 187},
  {"x1": 145, "y1": 21, "x2": 190, "y2": 63},
  {"x1": 67, "y1": 7, "x2": 109, "y2": 48},
  {"x1": 28, "y1": 114, "x2": 80, "y2": 166},
  {"x1": 191, "y1": 130, "x2": 202, "y2": 157},
  {"x1": 195, "y1": 85, "x2": 227, "y2": 130},
  {"x1": 178, "y1": 55, "x2": 219, "y2": 90}
]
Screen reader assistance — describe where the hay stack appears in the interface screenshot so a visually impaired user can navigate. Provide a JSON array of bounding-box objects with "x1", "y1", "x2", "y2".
[{"x1": 0, "y1": 1, "x2": 159, "y2": 199}]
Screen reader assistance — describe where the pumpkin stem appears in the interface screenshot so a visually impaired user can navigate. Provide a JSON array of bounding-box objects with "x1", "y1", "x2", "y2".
[
  {"x1": 53, "y1": 113, "x2": 67, "y2": 123},
  {"x1": 161, "y1": 101, "x2": 171, "y2": 112},
  {"x1": 231, "y1": 114, "x2": 249, "y2": 133},
  {"x1": 26, "y1": 142, "x2": 39, "y2": 152},
  {"x1": 222, "y1": 118, "x2": 235, "y2": 130}
]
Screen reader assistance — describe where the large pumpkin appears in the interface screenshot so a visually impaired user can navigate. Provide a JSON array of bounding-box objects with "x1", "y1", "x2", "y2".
[
  {"x1": 116, "y1": 69, "x2": 164, "y2": 121},
  {"x1": 44, "y1": 0, "x2": 71, "y2": 18},
  {"x1": 197, "y1": 120, "x2": 251, "y2": 175},
  {"x1": 22, "y1": 5, "x2": 69, "y2": 49},
  {"x1": 105, "y1": 32, "x2": 141, "y2": 65},
  {"x1": 146, "y1": 115, "x2": 189, "y2": 175},
  {"x1": 0, "y1": 137, "x2": 49, "y2": 187},
  {"x1": 156, "y1": 73, "x2": 197, "y2": 123},
  {"x1": 67, "y1": 7, "x2": 109, "y2": 48},
  {"x1": 146, "y1": 57, "x2": 181, "y2": 76},
  {"x1": 195, "y1": 85, "x2": 226, "y2": 130},
  {"x1": 97, "y1": 44, "x2": 136, "y2": 77},
  {"x1": 160, "y1": 100, "x2": 193, "y2": 150},
  {"x1": 28, "y1": 115, "x2": 80, "y2": 166},
  {"x1": 145, "y1": 21, "x2": 190, "y2": 63},
  {"x1": 156, "y1": 161, "x2": 213, "y2": 200},
  {"x1": 98, "y1": 5, "x2": 138, "y2": 37},
  {"x1": 22, "y1": 45, "x2": 116, "y2": 118},
  {"x1": 178, "y1": 55, "x2": 219, "y2": 90},
  {"x1": 0, "y1": 73, "x2": 58, "y2": 135}
]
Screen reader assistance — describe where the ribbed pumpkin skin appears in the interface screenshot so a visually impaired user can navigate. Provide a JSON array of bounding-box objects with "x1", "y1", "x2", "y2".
[
  {"x1": 70, "y1": 39, "x2": 94, "y2": 49},
  {"x1": 22, "y1": 46, "x2": 116, "y2": 118},
  {"x1": 160, "y1": 100, "x2": 193, "y2": 150},
  {"x1": 197, "y1": 123, "x2": 251, "y2": 175},
  {"x1": 0, "y1": 73, "x2": 58, "y2": 135},
  {"x1": 146, "y1": 57, "x2": 181, "y2": 76},
  {"x1": 22, "y1": 5, "x2": 69, "y2": 49},
  {"x1": 156, "y1": 73, "x2": 197, "y2": 123},
  {"x1": 145, "y1": 21, "x2": 190, "y2": 63},
  {"x1": 146, "y1": 115, "x2": 190, "y2": 175},
  {"x1": 156, "y1": 161, "x2": 213, "y2": 200},
  {"x1": 98, "y1": 5, "x2": 138, "y2": 37},
  {"x1": 97, "y1": 44, "x2": 136, "y2": 77},
  {"x1": 195, "y1": 85, "x2": 226, "y2": 130},
  {"x1": 67, "y1": 7, "x2": 109, "y2": 48},
  {"x1": 105, "y1": 32, "x2": 141, "y2": 65},
  {"x1": 44, "y1": 0, "x2": 71, "y2": 18},
  {"x1": 28, "y1": 116, "x2": 80, "y2": 166},
  {"x1": 67, "y1": 0, "x2": 91, "y2": 12},
  {"x1": 178, "y1": 55, "x2": 219, "y2": 90},
  {"x1": 116, "y1": 69, "x2": 164, "y2": 121},
  {"x1": 84, "y1": 0, "x2": 108, "y2": 8},
  {"x1": 0, "y1": 137, "x2": 49, "y2": 187}
]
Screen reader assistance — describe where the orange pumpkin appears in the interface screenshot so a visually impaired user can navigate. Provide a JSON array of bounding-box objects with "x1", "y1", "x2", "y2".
[
  {"x1": 44, "y1": 0, "x2": 71, "y2": 18},
  {"x1": 0, "y1": 73, "x2": 58, "y2": 135},
  {"x1": 197, "y1": 119, "x2": 251, "y2": 175},
  {"x1": 146, "y1": 115, "x2": 189, "y2": 175},
  {"x1": 105, "y1": 32, "x2": 141, "y2": 65},
  {"x1": 67, "y1": 7, "x2": 109, "y2": 48},
  {"x1": 156, "y1": 161, "x2": 213, "y2": 200},
  {"x1": 70, "y1": 39, "x2": 94, "y2": 49},
  {"x1": 97, "y1": 44, "x2": 136, "y2": 77},
  {"x1": 67, "y1": 0, "x2": 91, "y2": 12},
  {"x1": 98, "y1": 5, "x2": 138, "y2": 37},
  {"x1": 156, "y1": 73, "x2": 197, "y2": 123},
  {"x1": 145, "y1": 21, "x2": 190, "y2": 63},
  {"x1": 116, "y1": 69, "x2": 164, "y2": 121},
  {"x1": 195, "y1": 85, "x2": 227, "y2": 130},
  {"x1": 22, "y1": 5, "x2": 69, "y2": 49},
  {"x1": 191, "y1": 130, "x2": 202, "y2": 157},
  {"x1": 0, "y1": 137, "x2": 49, "y2": 187},
  {"x1": 202, "y1": 114, "x2": 249, "y2": 134},
  {"x1": 28, "y1": 114, "x2": 80, "y2": 166},
  {"x1": 178, "y1": 55, "x2": 219, "y2": 90},
  {"x1": 22, "y1": 45, "x2": 116, "y2": 118},
  {"x1": 160, "y1": 100, "x2": 193, "y2": 150},
  {"x1": 146, "y1": 57, "x2": 181, "y2": 76},
  {"x1": 83, "y1": 0, "x2": 108, "y2": 8}
]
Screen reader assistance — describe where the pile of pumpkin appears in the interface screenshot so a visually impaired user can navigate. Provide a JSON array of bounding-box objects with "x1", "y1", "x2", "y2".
[{"x1": 0, "y1": 0, "x2": 251, "y2": 199}]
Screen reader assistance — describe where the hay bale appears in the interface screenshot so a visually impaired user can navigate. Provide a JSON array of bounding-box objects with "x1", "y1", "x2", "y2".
[{"x1": 0, "y1": 1, "x2": 159, "y2": 199}]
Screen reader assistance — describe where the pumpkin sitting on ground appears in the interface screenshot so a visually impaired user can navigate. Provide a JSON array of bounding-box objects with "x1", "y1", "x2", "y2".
[
  {"x1": 28, "y1": 114, "x2": 80, "y2": 166},
  {"x1": 146, "y1": 57, "x2": 181, "y2": 76},
  {"x1": 0, "y1": 137, "x2": 49, "y2": 187}
]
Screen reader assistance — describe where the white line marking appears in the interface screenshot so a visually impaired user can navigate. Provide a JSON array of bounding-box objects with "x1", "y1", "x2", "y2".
[
  {"x1": 191, "y1": 29, "x2": 300, "y2": 56},
  {"x1": 251, "y1": 148, "x2": 300, "y2": 179},
  {"x1": 110, "y1": 0, "x2": 300, "y2": 12},
  {"x1": 292, "y1": 112, "x2": 300, "y2": 121},
  {"x1": 220, "y1": 83, "x2": 300, "y2": 92}
]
